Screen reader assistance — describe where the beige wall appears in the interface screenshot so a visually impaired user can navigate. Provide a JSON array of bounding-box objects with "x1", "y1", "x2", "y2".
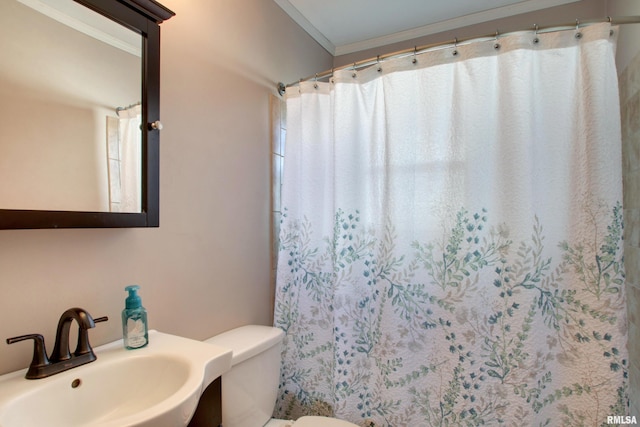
[
  {"x1": 0, "y1": 0, "x2": 331, "y2": 375},
  {"x1": 609, "y1": 0, "x2": 640, "y2": 417}
]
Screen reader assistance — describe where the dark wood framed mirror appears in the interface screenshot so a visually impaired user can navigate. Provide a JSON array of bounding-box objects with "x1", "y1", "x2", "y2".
[{"x1": 0, "y1": 0, "x2": 174, "y2": 229}]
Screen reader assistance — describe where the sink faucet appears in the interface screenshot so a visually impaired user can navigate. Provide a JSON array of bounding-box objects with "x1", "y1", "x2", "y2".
[
  {"x1": 51, "y1": 308, "x2": 99, "y2": 362},
  {"x1": 6, "y1": 308, "x2": 108, "y2": 379}
]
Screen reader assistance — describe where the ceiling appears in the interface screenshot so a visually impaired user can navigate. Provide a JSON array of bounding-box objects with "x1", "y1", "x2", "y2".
[{"x1": 273, "y1": 0, "x2": 581, "y2": 56}]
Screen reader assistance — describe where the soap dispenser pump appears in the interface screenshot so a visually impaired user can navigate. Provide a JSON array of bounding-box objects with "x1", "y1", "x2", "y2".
[{"x1": 122, "y1": 285, "x2": 148, "y2": 349}]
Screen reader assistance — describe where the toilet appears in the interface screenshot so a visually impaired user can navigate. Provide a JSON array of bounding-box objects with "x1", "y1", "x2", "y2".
[{"x1": 204, "y1": 325, "x2": 358, "y2": 427}]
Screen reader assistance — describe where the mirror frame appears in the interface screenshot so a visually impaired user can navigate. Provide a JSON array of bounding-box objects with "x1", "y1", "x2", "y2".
[{"x1": 0, "y1": 0, "x2": 174, "y2": 229}]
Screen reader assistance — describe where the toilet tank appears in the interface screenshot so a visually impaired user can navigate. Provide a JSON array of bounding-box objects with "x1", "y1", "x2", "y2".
[{"x1": 204, "y1": 325, "x2": 285, "y2": 427}]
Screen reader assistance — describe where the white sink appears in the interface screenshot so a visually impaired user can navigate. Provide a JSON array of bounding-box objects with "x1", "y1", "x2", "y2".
[{"x1": 0, "y1": 330, "x2": 232, "y2": 427}]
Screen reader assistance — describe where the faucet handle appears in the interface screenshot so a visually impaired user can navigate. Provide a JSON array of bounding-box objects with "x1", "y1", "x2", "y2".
[
  {"x1": 75, "y1": 316, "x2": 108, "y2": 357},
  {"x1": 6, "y1": 334, "x2": 50, "y2": 377}
]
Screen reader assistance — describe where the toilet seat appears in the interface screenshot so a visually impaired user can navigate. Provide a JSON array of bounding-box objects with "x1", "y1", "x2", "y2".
[{"x1": 294, "y1": 416, "x2": 359, "y2": 427}]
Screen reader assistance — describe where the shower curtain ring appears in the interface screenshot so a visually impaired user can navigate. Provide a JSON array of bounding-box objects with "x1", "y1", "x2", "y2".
[
  {"x1": 452, "y1": 37, "x2": 459, "y2": 56},
  {"x1": 314, "y1": 73, "x2": 318, "y2": 89},
  {"x1": 575, "y1": 19, "x2": 582, "y2": 39},
  {"x1": 494, "y1": 30, "x2": 501, "y2": 49},
  {"x1": 412, "y1": 46, "x2": 418, "y2": 64},
  {"x1": 377, "y1": 55, "x2": 382, "y2": 72},
  {"x1": 607, "y1": 16, "x2": 614, "y2": 36},
  {"x1": 533, "y1": 24, "x2": 540, "y2": 44}
]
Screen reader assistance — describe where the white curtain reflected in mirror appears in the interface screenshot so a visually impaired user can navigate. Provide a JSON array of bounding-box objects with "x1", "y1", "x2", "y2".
[{"x1": 107, "y1": 104, "x2": 141, "y2": 213}]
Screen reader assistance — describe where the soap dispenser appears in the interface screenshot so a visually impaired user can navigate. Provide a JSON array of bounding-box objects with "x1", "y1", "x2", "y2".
[{"x1": 122, "y1": 285, "x2": 149, "y2": 349}]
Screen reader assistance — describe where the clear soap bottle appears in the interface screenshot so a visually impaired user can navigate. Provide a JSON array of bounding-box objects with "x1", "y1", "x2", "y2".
[{"x1": 122, "y1": 285, "x2": 149, "y2": 349}]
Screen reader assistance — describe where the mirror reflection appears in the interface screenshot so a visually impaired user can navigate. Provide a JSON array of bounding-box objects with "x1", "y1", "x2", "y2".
[{"x1": 0, "y1": 0, "x2": 142, "y2": 213}]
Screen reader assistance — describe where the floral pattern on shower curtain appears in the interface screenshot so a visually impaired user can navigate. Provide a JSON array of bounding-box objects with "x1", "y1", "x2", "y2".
[{"x1": 274, "y1": 23, "x2": 628, "y2": 427}]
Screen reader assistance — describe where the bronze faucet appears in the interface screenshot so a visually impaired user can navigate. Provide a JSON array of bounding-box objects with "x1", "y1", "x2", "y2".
[{"x1": 6, "y1": 308, "x2": 108, "y2": 379}]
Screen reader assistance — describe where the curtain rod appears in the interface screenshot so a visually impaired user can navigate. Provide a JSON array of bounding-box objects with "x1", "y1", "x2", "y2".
[
  {"x1": 277, "y1": 15, "x2": 640, "y2": 95},
  {"x1": 116, "y1": 102, "x2": 141, "y2": 112}
]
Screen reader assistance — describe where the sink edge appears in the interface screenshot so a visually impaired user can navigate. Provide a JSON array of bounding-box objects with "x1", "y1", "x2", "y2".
[{"x1": 0, "y1": 330, "x2": 233, "y2": 427}]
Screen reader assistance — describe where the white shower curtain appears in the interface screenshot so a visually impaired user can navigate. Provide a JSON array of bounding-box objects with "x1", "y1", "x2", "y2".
[
  {"x1": 114, "y1": 104, "x2": 141, "y2": 212},
  {"x1": 274, "y1": 23, "x2": 628, "y2": 426}
]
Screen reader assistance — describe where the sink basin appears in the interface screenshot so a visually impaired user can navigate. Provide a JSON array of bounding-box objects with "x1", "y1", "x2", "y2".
[{"x1": 0, "y1": 330, "x2": 232, "y2": 427}]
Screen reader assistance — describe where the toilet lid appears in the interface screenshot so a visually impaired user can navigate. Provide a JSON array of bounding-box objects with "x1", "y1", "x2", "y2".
[{"x1": 294, "y1": 416, "x2": 359, "y2": 427}]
